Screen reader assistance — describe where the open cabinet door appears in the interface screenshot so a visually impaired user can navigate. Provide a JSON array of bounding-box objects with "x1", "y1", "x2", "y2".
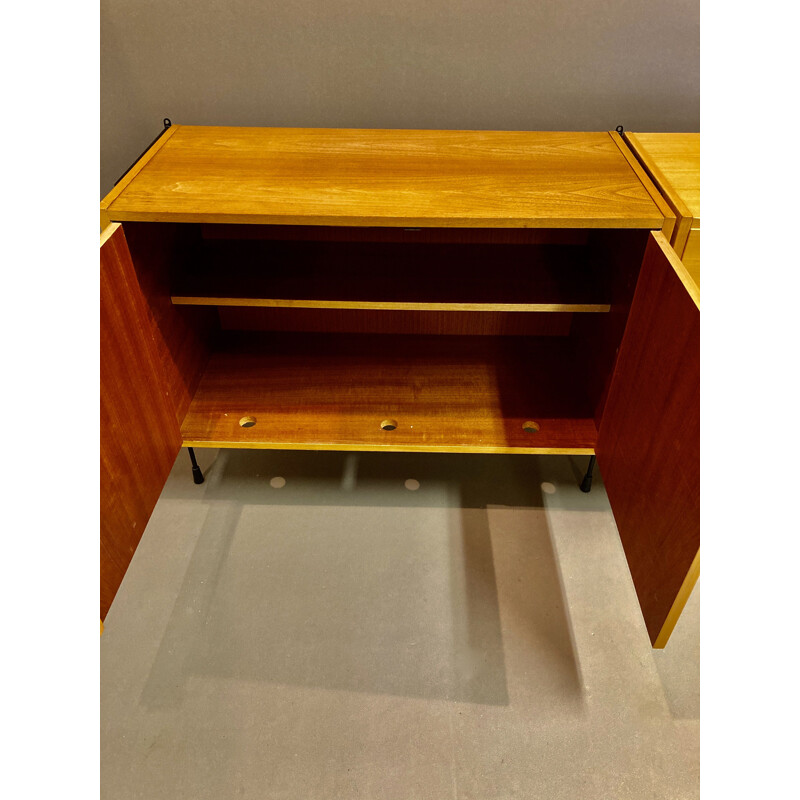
[
  {"x1": 100, "y1": 224, "x2": 183, "y2": 619},
  {"x1": 597, "y1": 231, "x2": 699, "y2": 648}
]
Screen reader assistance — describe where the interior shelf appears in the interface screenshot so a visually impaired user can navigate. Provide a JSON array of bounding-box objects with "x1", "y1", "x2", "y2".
[
  {"x1": 180, "y1": 332, "x2": 598, "y2": 453},
  {"x1": 171, "y1": 240, "x2": 610, "y2": 313}
]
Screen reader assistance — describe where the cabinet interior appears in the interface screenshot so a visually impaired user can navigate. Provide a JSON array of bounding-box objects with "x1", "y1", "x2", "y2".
[{"x1": 122, "y1": 222, "x2": 649, "y2": 455}]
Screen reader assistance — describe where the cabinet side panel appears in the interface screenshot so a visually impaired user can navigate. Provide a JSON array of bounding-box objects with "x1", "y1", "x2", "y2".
[
  {"x1": 597, "y1": 234, "x2": 699, "y2": 646},
  {"x1": 100, "y1": 226, "x2": 188, "y2": 618},
  {"x1": 570, "y1": 230, "x2": 649, "y2": 425}
]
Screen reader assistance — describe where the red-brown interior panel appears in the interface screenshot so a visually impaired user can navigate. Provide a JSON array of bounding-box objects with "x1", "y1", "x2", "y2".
[
  {"x1": 100, "y1": 225, "x2": 213, "y2": 618},
  {"x1": 596, "y1": 233, "x2": 699, "y2": 645}
]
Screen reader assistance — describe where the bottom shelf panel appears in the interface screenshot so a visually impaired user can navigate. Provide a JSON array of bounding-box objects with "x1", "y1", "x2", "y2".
[{"x1": 181, "y1": 333, "x2": 597, "y2": 453}]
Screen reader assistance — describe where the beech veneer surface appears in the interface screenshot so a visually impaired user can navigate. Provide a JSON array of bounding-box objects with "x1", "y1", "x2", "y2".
[
  {"x1": 625, "y1": 133, "x2": 699, "y2": 268},
  {"x1": 105, "y1": 126, "x2": 666, "y2": 228},
  {"x1": 627, "y1": 133, "x2": 699, "y2": 221}
]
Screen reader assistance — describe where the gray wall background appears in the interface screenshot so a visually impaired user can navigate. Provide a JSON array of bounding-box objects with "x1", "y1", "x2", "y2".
[{"x1": 101, "y1": 0, "x2": 699, "y2": 198}]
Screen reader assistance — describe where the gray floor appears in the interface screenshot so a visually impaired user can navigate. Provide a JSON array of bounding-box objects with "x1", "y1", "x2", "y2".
[{"x1": 101, "y1": 449, "x2": 699, "y2": 799}]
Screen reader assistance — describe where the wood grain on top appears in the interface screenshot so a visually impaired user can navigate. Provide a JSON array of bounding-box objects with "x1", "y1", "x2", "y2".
[
  {"x1": 626, "y1": 132, "x2": 699, "y2": 291},
  {"x1": 104, "y1": 126, "x2": 667, "y2": 228},
  {"x1": 627, "y1": 133, "x2": 699, "y2": 222}
]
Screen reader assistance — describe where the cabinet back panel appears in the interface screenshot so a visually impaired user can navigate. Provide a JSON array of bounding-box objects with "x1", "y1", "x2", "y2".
[
  {"x1": 218, "y1": 307, "x2": 572, "y2": 336},
  {"x1": 177, "y1": 239, "x2": 607, "y2": 313},
  {"x1": 181, "y1": 332, "x2": 597, "y2": 453},
  {"x1": 179, "y1": 224, "x2": 605, "y2": 333},
  {"x1": 200, "y1": 224, "x2": 591, "y2": 246}
]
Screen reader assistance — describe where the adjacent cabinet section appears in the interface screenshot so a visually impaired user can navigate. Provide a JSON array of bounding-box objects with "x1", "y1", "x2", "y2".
[
  {"x1": 625, "y1": 132, "x2": 700, "y2": 287},
  {"x1": 100, "y1": 126, "x2": 698, "y2": 648}
]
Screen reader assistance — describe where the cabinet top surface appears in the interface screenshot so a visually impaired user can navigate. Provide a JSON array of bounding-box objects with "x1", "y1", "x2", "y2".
[
  {"x1": 628, "y1": 133, "x2": 700, "y2": 222},
  {"x1": 103, "y1": 125, "x2": 667, "y2": 228}
]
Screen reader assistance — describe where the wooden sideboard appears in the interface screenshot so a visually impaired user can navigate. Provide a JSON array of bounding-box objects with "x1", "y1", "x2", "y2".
[{"x1": 100, "y1": 126, "x2": 699, "y2": 648}]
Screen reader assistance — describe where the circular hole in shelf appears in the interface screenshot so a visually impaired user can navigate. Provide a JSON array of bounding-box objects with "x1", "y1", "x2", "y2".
[
  {"x1": 381, "y1": 419, "x2": 398, "y2": 431},
  {"x1": 541, "y1": 482, "x2": 556, "y2": 495},
  {"x1": 522, "y1": 420, "x2": 540, "y2": 434},
  {"x1": 239, "y1": 416, "x2": 257, "y2": 428},
  {"x1": 404, "y1": 479, "x2": 420, "y2": 491},
  {"x1": 270, "y1": 476, "x2": 286, "y2": 489}
]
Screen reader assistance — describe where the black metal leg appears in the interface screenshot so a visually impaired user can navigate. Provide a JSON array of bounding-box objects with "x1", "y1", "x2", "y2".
[
  {"x1": 579, "y1": 455, "x2": 596, "y2": 493},
  {"x1": 188, "y1": 447, "x2": 204, "y2": 485}
]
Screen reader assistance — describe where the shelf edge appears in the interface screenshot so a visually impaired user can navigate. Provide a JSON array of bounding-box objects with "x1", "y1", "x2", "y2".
[
  {"x1": 181, "y1": 440, "x2": 596, "y2": 455},
  {"x1": 171, "y1": 296, "x2": 611, "y2": 313}
]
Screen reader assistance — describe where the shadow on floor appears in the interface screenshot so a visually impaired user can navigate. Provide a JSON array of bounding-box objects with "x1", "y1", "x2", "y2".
[{"x1": 141, "y1": 450, "x2": 589, "y2": 709}]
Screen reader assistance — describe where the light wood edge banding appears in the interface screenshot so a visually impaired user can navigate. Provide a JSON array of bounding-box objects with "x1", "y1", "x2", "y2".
[
  {"x1": 103, "y1": 210, "x2": 666, "y2": 229},
  {"x1": 653, "y1": 549, "x2": 699, "y2": 649},
  {"x1": 672, "y1": 216, "x2": 694, "y2": 259},
  {"x1": 651, "y1": 231, "x2": 699, "y2": 309},
  {"x1": 100, "y1": 124, "x2": 181, "y2": 215},
  {"x1": 181, "y1": 440, "x2": 596, "y2": 455},
  {"x1": 100, "y1": 222, "x2": 122, "y2": 248},
  {"x1": 608, "y1": 131, "x2": 676, "y2": 240},
  {"x1": 171, "y1": 297, "x2": 611, "y2": 313},
  {"x1": 624, "y1": 132, "x2": 694, "y2": 254}
]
